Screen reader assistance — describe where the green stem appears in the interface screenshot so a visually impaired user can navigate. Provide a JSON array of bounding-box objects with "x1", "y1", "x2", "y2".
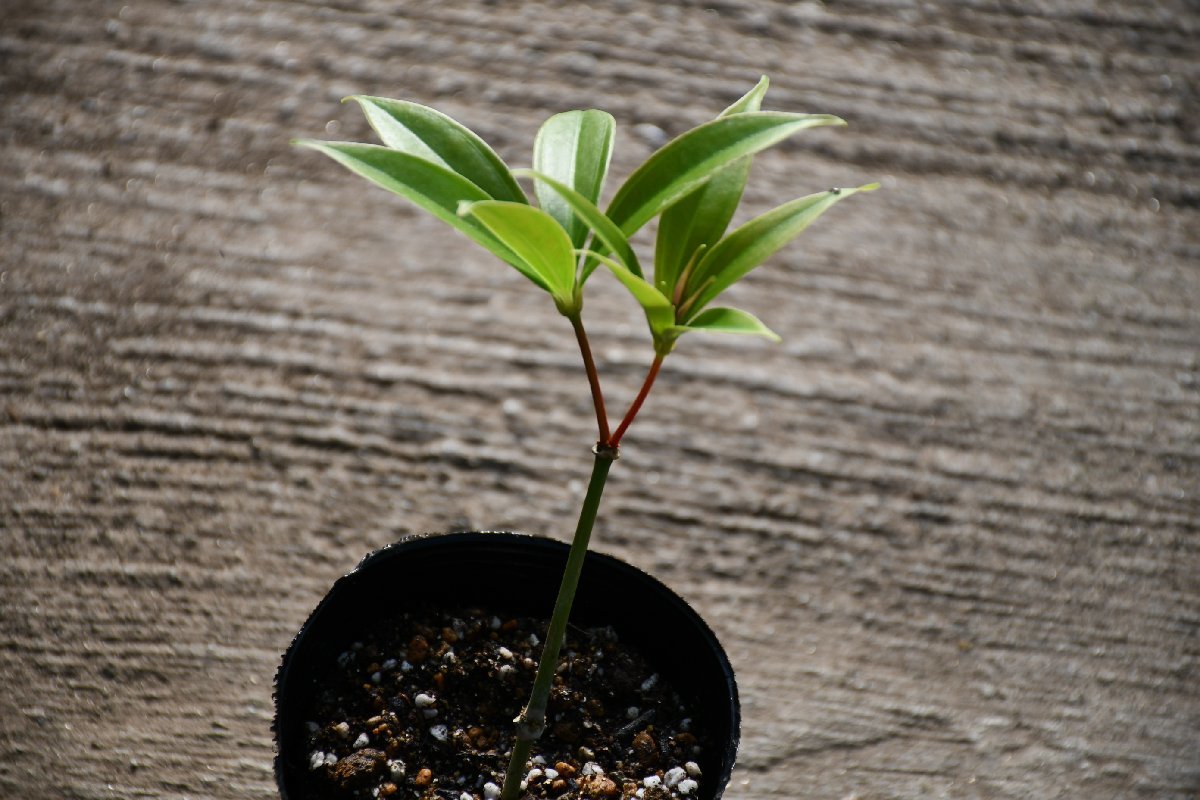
[{"x1": 501, "y1": 446, "x2": 618, "y2": 800}]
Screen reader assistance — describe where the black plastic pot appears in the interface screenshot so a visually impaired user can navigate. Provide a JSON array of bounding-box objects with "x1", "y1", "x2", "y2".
[{"x1": 275, "y1": 531, "x2": 740, "y2": 800}]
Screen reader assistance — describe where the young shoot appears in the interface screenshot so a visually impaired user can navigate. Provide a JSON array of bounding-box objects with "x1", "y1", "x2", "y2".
[{"x1": 296, "y1": 75, "x2": 876, "y2": 800}]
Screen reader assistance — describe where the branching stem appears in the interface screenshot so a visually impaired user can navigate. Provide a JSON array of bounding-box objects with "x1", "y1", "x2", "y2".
[
  {"x1": 609, "y1": 354, "x2": 664, "y2": 449},
  {"x1": 499, "y1": 323, "x2": 663, "y2": 800},
  {"x1": 569, "y1": 313, "x2": 610, "y2": 444}
]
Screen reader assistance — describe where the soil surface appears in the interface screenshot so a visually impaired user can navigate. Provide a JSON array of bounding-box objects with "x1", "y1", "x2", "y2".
[
  {"x1": 2, "y1": 2, "x2": 1199, "y2": 800},
  {"x1": 296, "y1": 606, "x2": 709, "y2": 800}
]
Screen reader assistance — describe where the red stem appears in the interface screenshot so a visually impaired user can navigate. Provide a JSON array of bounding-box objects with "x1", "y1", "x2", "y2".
[
  {"x1": 570, "y1": 314, "x2": 610, "y2": 444},
  {"x1": 609, "y1": 354, "x2": 664, "y2": 448}
]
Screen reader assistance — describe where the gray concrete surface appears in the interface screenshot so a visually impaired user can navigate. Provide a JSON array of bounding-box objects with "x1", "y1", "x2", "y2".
[{"x1": 2, "y1": 2, "x2": 1198, "y2": 798}]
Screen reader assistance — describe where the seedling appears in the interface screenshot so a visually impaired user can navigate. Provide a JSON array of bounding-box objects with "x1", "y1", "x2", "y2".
[{"x1": 296, "y1": 76, "x2": 876, "y2": 800}]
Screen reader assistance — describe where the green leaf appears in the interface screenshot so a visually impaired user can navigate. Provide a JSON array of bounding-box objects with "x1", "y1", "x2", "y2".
[
  {"x1": 684, "y1": 183, "x2": 880, "y2": 317},
  {"x1": 719, "y1": 75, "x2": 771, "y2": 117},
  {"x1": 667, "y1": 306, "x2": 781, "y2": 343},
  {"x1": 459, "y1": 201, "x2": 579, "y2": 310},
  {"x1": 606, "y1": 111, "x2": 846, "y2": 237},
  {"x1": 295, "y1": 139, "x2": 523, "y2": 272},
  {"x1": 654, "y1": 76, "x2": 769, "y2": 296},
  {"x1": 583, "y1": 250, "x2": 675, "y2": 339},
  {"x1": 348, "y1": 96, "x2": 527, "y2": 203},
  {"x1": 514, "y1": 168, "x2": 642, "y2": 280},
  {"x1": 532, "y1": 110, "x2": 615, "y2": 248}
]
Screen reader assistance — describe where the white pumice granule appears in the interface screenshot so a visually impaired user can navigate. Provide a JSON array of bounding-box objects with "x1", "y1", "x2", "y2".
[
  {"x1": 388, "y1": 760, "x2": 406, "y2": 779},
  {"x1": 309, "y1": 751, "x2": 326, "y2": 771},
  {"x1": 544, "y1": 769, "x2": 558, "y2": 781},
  {"x1": 483, "y1": 782, "x2": 501, "y2": 799},
  {"x1": 429, "y1": 724, "x2": 449, "y2": 742},
  {"x1": 582, "y1": 762, "x2": 603, "y2": 777},
  {"x1": 664, "y1": 766, "x2": 687, "y2": 787},
  {"x1": 526, "y1": 768, "x2": 543, "y2": 782},
  {"x1": 324, "y1": 753, "x2": 337, "y2": 767},
  {"x1": 678, "y1": 778, "x2": 699, "y2": 795},
  {"x1": 626, "y1": 706, "x2": 640, "y2": 719},
  {"x1": 643, "y1": 775, "x2": 662, "y2": 789},
  {"x1": 414, "y1": 693, "x2": 436, "y2": 708},
  {"x1": 498, "y1": 647, "x2": 514, "y2": 660},
  {"x1": 353, "y1": 732, "x2": 369, "y2": 748},
  {"x1": 685, "y1": 761, "x2": 702, "y2": 778}
]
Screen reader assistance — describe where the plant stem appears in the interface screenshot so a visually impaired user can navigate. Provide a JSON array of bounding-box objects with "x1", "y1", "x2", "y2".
[
  {"x1": 609, "y1": 354, "x2": 664, "y2": 449},
  {"x1": 500, "y1": 446, "x2": 618, "y2": 800},
  {"x1": 569, "y1": 313, "x2": 610, "y2": 444}
]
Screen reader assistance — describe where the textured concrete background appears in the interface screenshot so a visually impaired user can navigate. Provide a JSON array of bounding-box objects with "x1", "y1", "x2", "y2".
[{"x1": 2, "y1": 2, "x2": 1198, "y2": 799}]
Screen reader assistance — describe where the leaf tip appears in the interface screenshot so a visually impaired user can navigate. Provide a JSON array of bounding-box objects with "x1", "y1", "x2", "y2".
[
  {"x1": 751, "y1": 323, "x2": 783, "y2": 344},
  {"x1": 828, "y1": 182, "x2": 881, "y2": 197}
]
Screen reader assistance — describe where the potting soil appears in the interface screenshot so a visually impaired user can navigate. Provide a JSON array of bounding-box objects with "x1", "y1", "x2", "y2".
[{"x1": 299, "y1": 605, "x2": 711, "y2": 800}]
